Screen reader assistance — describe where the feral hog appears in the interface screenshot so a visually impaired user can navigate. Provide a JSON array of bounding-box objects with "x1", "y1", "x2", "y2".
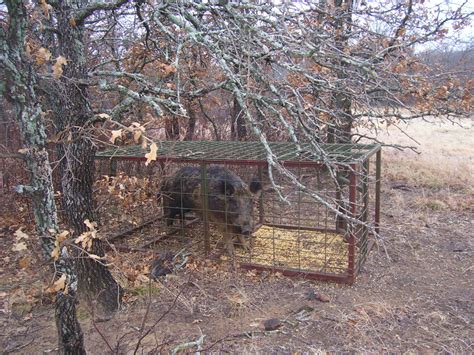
[{"x1": 159, "y1": 166, "x2": 262, "y2": 255}]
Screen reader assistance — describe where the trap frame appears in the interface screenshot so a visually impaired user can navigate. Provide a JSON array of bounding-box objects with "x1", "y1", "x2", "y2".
[{"x1": 96, "y1": 141, "x2": 381, "y2": 284}]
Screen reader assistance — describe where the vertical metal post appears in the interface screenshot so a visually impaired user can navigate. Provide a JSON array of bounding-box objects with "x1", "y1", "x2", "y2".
[
  {"x1": 362, "y1": 160, "x2": 369, "y2": 244},
  {"x1": 347, "y1": 164, "x2": 357, "y2": 283},
  {"x1": 375, "y1": 149, "x2": 382, "y2": 235},
  {"x1": 136, "y1": 160, "x2": 142, "y2": 175},
  {"x1": 109, "y1": 159, "x2": 117, "y2": 177},
  {"x1": 200, "y1": 163, "x2": 210, "y2": 254},
  {"x1": 258, "y1": 166, "x2": 264, "y2": 225},
  {"x1": 335, "y1": 185, "x2": 343, "y2": 232}
]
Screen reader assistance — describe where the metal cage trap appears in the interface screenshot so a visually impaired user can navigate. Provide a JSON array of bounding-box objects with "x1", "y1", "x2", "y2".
[{"x1": 96, "y1": 141, "x2": 381, "y2": 284}]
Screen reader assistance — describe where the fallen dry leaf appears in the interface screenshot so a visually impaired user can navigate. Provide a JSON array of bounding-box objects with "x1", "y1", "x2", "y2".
[
  {"x1": 12, "y1": 241, "x2": 27, "y2": 252},
  {"x1": 19, "y1": 257, "x2": 31, "y2": 269},
  {"x1": 97, "y1": 113, "x2": 111, "y2": 120},
  {"x1": 14, "y1": 228, "x2": 29, "y2": 240}
]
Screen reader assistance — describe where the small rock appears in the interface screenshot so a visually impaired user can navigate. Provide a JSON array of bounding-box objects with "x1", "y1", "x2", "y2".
[
  {"x1": 263, "y1": 318, "x2": 283, "y2": 331},
  {"x1": 315, "y1": 293, "x2": 330, "y2": 303}
]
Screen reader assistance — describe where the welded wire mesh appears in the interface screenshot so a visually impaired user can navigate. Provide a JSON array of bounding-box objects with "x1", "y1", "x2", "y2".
[
  {"x1": 97, "y1": 141, "x2": 379, "y2": 165},
  {"x1": 96, "y1": 141, "x2": 381, "y2": 283}
]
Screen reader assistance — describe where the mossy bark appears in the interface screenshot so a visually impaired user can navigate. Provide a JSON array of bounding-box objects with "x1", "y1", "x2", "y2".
[
  {"x1": 50, "y1": 0, "x2": 122, "y2": 318},
  {"x1": 1, "y1": 0, "x2": 85, "y2": 353},
  {"x1": 328, "y1": 0, "x2": 353, "y2": 144}
]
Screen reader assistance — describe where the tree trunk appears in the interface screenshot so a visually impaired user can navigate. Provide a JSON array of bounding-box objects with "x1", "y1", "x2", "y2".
[
  {"x1": 328, "y1": 0, "x2": 353, "y2": 144},
  {"x1": 231, "y1": 96, "x2": 247, "y2": 140},
  {"x1": 165, "y1": 117, "x2": 180, "y2": 140},
  {"x1": 184, "y1": 103, "x2": 197, "y2": 141},
  {"x1": 1, "y1": 0, "x2": 85, "y2": 352},
  {"x1": 51, "y1": 0, "x2": 122, "y2": 319}
]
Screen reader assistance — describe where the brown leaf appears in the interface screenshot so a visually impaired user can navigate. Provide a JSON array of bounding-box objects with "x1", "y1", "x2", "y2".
[
  {"x1": 14, "y1": 228, "x2": 29, "y2": 240},
  {"x1": 12, "y1": 241, "x2": 27, "y2": 252},
  {"x1": 69, "y1": 17, "x2": 77, "y2": 28},
  {"x1": 52, "y1": 56, "x2": 67, "y2": 79},
  {"x1": 19, "y1": 257, "x2": 31, "y2": 269},
  {"x1": 145, "y1": 142, "x2": 158, "y2": 166},
  {"x1": 35, "y1": 47, "x2": 52, "y2": 65},
  {"x1": 97, "y1": 113, "x2": 111, "y2": 120},
  {"x1": 56, "y1": 230, "x2": 70, "y2": 242},
  {"x1": 110, "y1": 129, "x2": 123, "y2": 144},
  {"x1": 84, "y1": 219, "x2": 97, "y2": 231},
  {"x1": 133, "y1": 129, "x2": 142, "y2": 143},
  {"x1": 49, "y1": 274, "x2": 67, "y2": 293},
  {"x1": 39, "y1": 0, "x2": 50, "y2": 18},
  {"x1": 51, "y1": 240, "x2": 60, "y2": 260}
]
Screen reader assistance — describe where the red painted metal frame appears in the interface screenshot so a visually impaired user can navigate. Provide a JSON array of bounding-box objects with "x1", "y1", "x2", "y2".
[
  {"x1": 96, "y1": 155, "x2": 333, "y2": 168},
  {"x1": 375, "y1": 149, "x2": 382, "y2": 235},
  {"x1": 96, "y1": 144, "x2": 382, "y2": 285},
  {"x1": 347, "y1": 164, "x2": 358, "y2": 284},
  {"x1": 239, "y1": 263, "x2": 353, "y2": 284}
]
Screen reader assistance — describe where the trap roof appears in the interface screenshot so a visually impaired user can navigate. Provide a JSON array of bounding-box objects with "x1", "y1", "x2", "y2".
[{"x1": 96, "y1": 141, "x2": 381, "y2": 166}]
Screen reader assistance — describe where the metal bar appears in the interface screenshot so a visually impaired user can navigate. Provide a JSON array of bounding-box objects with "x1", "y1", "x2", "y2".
[
  {"x1": 354, "y1": 238, "x2": 375, "y2": 274},
  {"x1": 201, "y1": 163, "x2": 210, "y2": 254},
  {"x1": 348, "y1": 164, "x2": 358, "y2": 283},
  {"x1": 106, "y1": 216, "x2": 161, "y2": 242},
  {"x1": 258, "y1": 166, "x2": 264, "y2": 225},
  {"x1": 361, "y1": 143, "x2": 382, "y2": 162},
  {"x1": 375, "y1": 149, "x2": 382, "y2": 235},
  {"x1": 106, "y1": 245, "x2": 149, "y2": 253},
  {"x1": 0, "y1": 153, "x2": 25, "y2": 160},
  {"x1": 96, "y1": 155, "x2": 326, "y2": 168},
  {"x1": 139, "y1": 218, "x2": 200, "y2": 249},
  {"x1": 265, "y1": 223, "x2": 340, "y2": 234},
  {"x1": 96, "y1": 141, "x2": 382, "y2": 166},
  {"x1": 362, "y1": 159, "x2": 370, "y2": 246},
  {"x1": 239, "y1": 263, "x2": 352, "y2": 284},
  {"x1": 335, "y1": 183, "x2": 344, "y2": 232},
  {"x1": 109, "y1": 159, "x2": 117, "y2": 177}
]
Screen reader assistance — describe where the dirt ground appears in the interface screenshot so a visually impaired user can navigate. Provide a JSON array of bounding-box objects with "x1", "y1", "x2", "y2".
[{"x1": 1, "y1": 119, "x2": 473, "y2": 353}]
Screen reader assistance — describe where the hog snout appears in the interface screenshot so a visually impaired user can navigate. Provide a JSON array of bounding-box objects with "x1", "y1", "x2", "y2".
[{"x1": 238, "y1": 224, "x2": 254, "y2": 236}]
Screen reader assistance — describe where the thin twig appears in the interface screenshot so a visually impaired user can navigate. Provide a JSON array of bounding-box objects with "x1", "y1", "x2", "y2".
[{"x1": 133, "y1": 283, "x2": 188, "y2": 355}]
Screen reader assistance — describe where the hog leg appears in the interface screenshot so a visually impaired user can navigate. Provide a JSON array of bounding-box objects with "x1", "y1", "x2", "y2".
[
  {"x1": 223, "y1": 232, "x2": 235, "y2": 256},
  {"x1": 237, "y1": 235, "x2": 251, "y2": 252}
]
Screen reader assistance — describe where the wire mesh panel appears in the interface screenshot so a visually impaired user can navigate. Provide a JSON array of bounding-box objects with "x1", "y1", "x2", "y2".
[{"x1": 96, "y1": 141, "x2": 381, "y2": 284}]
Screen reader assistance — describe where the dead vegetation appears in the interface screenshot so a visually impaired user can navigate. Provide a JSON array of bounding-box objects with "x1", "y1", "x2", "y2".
[{"x1": 1, "y1": 118, "x2": 473, "y2": 353}]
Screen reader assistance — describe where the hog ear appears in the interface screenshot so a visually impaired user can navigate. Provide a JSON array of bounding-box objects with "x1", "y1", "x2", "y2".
[
  {"x1": 249, "y1": 178, "x2": 262, "y2": 194},
  {"x1": 219, "y1": 180, "x2": 235, "y2": 196}
]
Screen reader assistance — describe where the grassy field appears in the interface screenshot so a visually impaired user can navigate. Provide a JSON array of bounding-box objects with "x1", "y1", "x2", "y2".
[{"x1": 377, "y1": 117, "x2": 473, "y2": 190}]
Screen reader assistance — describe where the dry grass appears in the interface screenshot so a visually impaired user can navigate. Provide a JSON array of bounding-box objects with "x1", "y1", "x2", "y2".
[{"x1": 367, "y1": 117, "x2": 473, "y2": 191}]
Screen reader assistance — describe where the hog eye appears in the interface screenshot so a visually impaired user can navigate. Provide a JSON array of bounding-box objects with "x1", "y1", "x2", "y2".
[{"x1": 219, "y1": 180, "x2": 235, "y2": 196}]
